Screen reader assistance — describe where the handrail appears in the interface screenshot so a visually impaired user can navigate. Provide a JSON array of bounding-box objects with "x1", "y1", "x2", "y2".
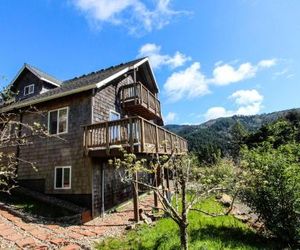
[
  {"x1": 83, "y1": 116, "x2": 188, "y2": 155},
  {"x1": 120, "y1": 82, "x2": 161, "y2": 118}
]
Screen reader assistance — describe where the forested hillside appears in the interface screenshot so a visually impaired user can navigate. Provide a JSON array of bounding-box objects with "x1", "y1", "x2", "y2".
[{"x1": 166, "y1": 108, "x2": 300, "y2": 163}]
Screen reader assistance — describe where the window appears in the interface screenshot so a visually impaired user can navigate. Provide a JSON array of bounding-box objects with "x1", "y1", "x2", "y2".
[
  {"x1": 109, "y1": 110, "x2": 120, "y2": 142},
  {"x1": 54, "y1": 166, "x2": 71, "y2": 189},
  {"x1": 48, "y1": 107, "x2": 68, "y2": 135},
  {"x1": 109, "y1": 110, "x2": 120, "y2": 121},
  {"x1": 24, "y1": 84, "x2": 34, "y2": 96}
]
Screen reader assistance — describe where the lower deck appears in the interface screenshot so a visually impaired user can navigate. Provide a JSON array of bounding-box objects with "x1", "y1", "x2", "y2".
[{"x1": 83, "y1": 116, "x2": 188, "y2": 157}]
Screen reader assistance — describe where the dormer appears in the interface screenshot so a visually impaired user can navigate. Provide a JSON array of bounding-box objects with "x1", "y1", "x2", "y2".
[{"x1": 9, "y1": 64, "x2": 62, "y2": 101}]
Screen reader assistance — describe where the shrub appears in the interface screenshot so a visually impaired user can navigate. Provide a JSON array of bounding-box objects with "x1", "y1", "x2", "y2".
[{"x1": 241, "y1": 142, "x2": 300, "y2": 244}]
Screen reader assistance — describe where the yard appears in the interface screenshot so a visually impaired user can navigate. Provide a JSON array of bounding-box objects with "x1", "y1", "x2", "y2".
[{"x1": 96, "y1": 198, "x2": 279, "y2": 250}]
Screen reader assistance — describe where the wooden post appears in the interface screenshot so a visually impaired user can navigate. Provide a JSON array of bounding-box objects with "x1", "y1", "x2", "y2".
[
  {"x1": 155, "y1": 126, "x2": 159, "y2": 153},
  {"x1": 134, "y1": 82, "x2": 137, "y2": 105},
  {"x1": 164, "y1": 130, "x2": 167, "y2": 153},
  {"x1": 140, "y1": 119, "x2": 145, "y2": 153},
  {"x1": 122, "y1": 88, "x2": 125, "y2": 108},
  {"x1": 129, "y1": 118, "x2": 134, "y2": 152},
  {"x1": 89, "y1": 130, "x2": 93, "y2": 147},
  {"x1": 140, "y1": 84, "x2": 143, "y2": 104},
  {"x1": 106, "y1": 122, "x2": 109, "y2": 155},
  {"x1": 147, "y1": 89, "x2": 150, "y2": 109},
  {"x1": 133, "y1": 171, "x2": 139, "y2": 222}
]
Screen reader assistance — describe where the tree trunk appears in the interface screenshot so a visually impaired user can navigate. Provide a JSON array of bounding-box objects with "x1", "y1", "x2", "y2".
[
  {"x1": 180, "y1": 175, "x2": 188, "y2": 250},
  {"x1": 180, "y1": 223, "x2": 188, "y2": 250}
]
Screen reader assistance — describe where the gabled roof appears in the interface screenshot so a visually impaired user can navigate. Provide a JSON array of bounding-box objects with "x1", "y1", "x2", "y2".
[
  {"x1": 10, "y1": 63, "x2": 62, "y2": 87},
  {"x1": 1, "y1": 57, "x2": 156, "y2": 112},
  {"x1": 25, "y1": 64, "x2": 62, "y2": 86}
]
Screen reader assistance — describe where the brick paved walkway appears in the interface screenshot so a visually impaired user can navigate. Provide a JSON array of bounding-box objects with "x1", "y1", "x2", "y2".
[{"x1": 0, "y1": 193, "x2": 156, "y2": 249}]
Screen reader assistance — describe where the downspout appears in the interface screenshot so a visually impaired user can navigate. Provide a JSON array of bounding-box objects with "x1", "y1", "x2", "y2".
[{"x1": 101, "y1": 162, "x2": 105, "y2": 217}]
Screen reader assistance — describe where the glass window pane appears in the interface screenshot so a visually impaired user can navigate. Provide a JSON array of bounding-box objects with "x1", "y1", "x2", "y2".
[
  {"x1": 29, "y1": 85, "x2": 34, "y2": 94},
  {"x1": 49, "y1": 111, "x2": 58, "y2": 134},
  {"x1": 109, "y1": 111, "x2": 120, "y2": 121},
  {"x1": 63, "y1": 168, "x2": 70, "y2": 188},
  {"x1": 56, "y1": 168, "x2": 62, "y2": 188},
  {"x1": 58, "y1": 109, "x2": 67, "y2": 133}
]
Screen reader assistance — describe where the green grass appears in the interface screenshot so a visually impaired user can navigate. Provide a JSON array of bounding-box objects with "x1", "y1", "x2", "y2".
[
  {"x1": 0, "y1": 192, "x2": 75, "y2": 218},
  {"x1": 96, "y1": 198, "x2": 280, "y2": 250}
]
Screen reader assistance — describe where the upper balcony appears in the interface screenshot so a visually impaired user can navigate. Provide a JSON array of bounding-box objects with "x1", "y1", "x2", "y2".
[
  {"x1": 83, "y1": 116, "x2": 188, "y2": 157},
  {"x1": 120, "y1": 82, "x2": 162, "y2": 122}
]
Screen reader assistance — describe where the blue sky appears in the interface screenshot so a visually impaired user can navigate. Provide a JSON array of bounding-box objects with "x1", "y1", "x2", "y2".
[{"x1": 0, "y1": 0, "x2": 299, "y2": 124}]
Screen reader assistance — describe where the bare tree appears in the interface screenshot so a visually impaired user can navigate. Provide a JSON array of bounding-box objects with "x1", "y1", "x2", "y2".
[
  {"x1": 110, "y1": 148, "x2": 240, "y2": 250},
  {"x1": 0, "y1": 86, "x2": 59, "y2": 193}
]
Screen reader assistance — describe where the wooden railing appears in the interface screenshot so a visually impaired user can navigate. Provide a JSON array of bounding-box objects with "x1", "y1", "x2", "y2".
[
  {"x1": 83, "y1": 116, "x2": 188, "y2": 155},
  {"x1": 120, "y1": 82, "x2": 161, "y2": 118}
]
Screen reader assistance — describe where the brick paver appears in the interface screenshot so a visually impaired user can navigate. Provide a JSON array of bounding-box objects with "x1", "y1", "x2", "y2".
[{"x1": 0, "y1": 193, "x2": 157, "y2": 249}]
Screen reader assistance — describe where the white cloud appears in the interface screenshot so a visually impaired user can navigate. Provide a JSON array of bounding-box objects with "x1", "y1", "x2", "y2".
[
  {"x1": 163, "y1": 58, "x2": 276, "y2": 102},
  {"x1": 258, "y1": 59, "x2": 277, "y2": 68},
  {"x1": 71, "y1": 0, "x2": 187, "y2": 34},
  {"x1": 164, "y1": 112, "x2": 177, "y2": 124},
  {"x1": 210, "y1": 59, "x2": 277, "y2": 86},
  {"x1": 138, "y1": 43, "x2": 191, "y2": 69},
  {"x1": 204, "y1": 89, "x2": 264, "y2": 121},
  {"x1": 204, "y1": 107, "x2": 233, "y2": 121},
  {"x1": 229, "y1": 89, "x2": 263, "y2": 106},
  {"x1": 164, "y1": 62, "x2": 209, "y2": 102},
  {"x1": 211, "y1": 63, "x2": 256, "y2": 86}
]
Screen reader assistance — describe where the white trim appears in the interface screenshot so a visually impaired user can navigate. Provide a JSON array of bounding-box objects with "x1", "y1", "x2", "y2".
[
  {"x1": 130, "y1": 57, "x2": 148, "y2": 69},
  {"x1": 95, "y1": 67, "x2": 130, "y2": 88},
  {"x1": 48, "y1": 106, "x2": 69, "y2": 135},
  {"x1": 24, "y1": 84, "x2": 35, "y2": 96},
  {"x1": 40, "y1": 77, "x2": 61, "y2": 87},
  {"x1": 1, "y1": 84, "x2": 96, "y2": 112},
  {"x1": 54, "y1": 166, "x2": 72, "y2": 190},
  {"x1": 145, "y1": 59, "x2": 160, "y2": 92}
]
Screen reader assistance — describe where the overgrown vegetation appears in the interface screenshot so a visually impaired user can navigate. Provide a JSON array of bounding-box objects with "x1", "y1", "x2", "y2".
[
  {"x1": 240, "y1": 111, "x2": 300, "y2": 245},
  {"x1": 166, "y1": 108, "x2": 300, "y2": 164},
  {"x1": 97, "y1": 199, "x2": 278, "y2": 250}
]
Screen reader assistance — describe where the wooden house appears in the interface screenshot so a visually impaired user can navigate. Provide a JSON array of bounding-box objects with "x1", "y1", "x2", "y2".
[{"x1": 0, "y1": 58, "x2": 187, "y2": 217}]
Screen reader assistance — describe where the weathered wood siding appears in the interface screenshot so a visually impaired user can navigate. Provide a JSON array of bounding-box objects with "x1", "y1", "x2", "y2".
[
  {"x1": 17, "y1": 91, "x2": 93, "y2": 198},
  {"x1": 92, "y1": 76, "x2": 134, "y2": 123}
]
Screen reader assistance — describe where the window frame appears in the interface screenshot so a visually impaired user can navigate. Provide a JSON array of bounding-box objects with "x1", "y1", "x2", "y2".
[
  {"x1": 47, "y1": 107, "x2": 69, "y2": 135},
  {"x1": 24, "y1": 84, "x2": 35, "y2": 96},
  {"x1": 54, "y1": 166, "x2": 72, "y2": 190}
]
